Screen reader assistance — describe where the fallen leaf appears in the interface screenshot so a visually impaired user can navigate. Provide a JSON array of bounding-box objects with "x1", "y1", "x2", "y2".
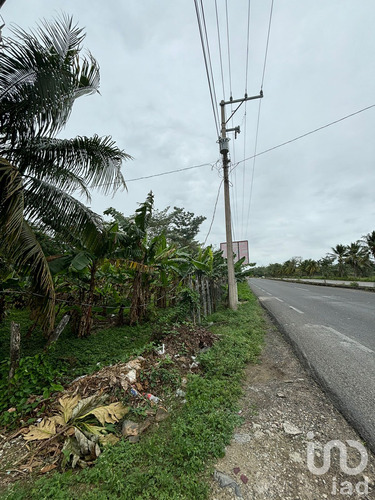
[
  {"x1": 24, "y1": 419, "x2": 56, "y2": 441},
  {"x1": 71, "y1": 394, "x2": 107, "y2": 420},
  {"x1": 40, "y1": 464, "x2": 57, "y2": 473},
  {"x1": 80, "y1": 422, "x2": 105, "y2": 436},
  {"x1": 49, "y1": 414, "x2": 65, "y2": 426},
  {"x1": 58, "y1": 395, "x2": 81, "y2": 422},
  {"x1": 240, "y1": 474, "x2": 248, "y2": 484},
  {"x1": 82, "y1": 402, "x2": 129, "y2": 426}
]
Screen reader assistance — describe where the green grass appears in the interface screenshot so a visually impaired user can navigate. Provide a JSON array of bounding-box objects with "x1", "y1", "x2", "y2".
[
  {"x1": 0, "y1": 310, "x2": 153, "y2": 374},
  {"x1": 1, "y1": 282, "x2": 266, "y2": 500},
  {"x1": 0, "y1": 310, "x2": 154, "y2": 428}
]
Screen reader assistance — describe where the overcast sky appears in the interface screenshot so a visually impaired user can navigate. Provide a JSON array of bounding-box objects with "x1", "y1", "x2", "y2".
[{"x1": 2, "y1": 1, "x2": 375, "y2": 266}]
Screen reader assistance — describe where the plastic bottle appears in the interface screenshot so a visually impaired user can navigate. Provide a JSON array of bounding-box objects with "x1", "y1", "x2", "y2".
[{"x1": 146, "y1": 393, "x2": 160, "y2": 404}]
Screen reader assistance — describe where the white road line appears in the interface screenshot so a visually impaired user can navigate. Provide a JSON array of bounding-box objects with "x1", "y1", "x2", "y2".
[
  {"x1": 289, "y1": 306, "x2": 304, "y2": 314},
  {"x1": 295, "y1": 287, "x2": 309, "y2": 291},
  {"x1": 274, "y1": 297, "x2": 284, "y2": 302},
  {"x1": 306, "y1": 324, "x2": 374, "y2": 354}
]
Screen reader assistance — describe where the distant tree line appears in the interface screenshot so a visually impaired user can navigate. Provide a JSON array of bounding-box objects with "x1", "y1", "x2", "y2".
[{"x1": 251, "y1": 231, "x2": 375, "y2": 280}]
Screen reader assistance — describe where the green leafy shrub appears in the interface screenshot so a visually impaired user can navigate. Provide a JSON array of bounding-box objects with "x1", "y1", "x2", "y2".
[
  {"x1": 350, "y1": 281, "x2": 359, "y2": 288},
  {"x1": 0, "y1": 353, "x2": 65, "y2": 427}
]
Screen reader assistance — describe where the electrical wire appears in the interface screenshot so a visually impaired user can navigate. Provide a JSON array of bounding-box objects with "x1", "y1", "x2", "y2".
[
  {"x1": 245, "y1": 98, "x2": 262, "y2": 236},
  {"x1": 193, "y1": 0, "x2": 220, "y2": 137},
  {"x1": 225, "y1": 0, "x2": 233, "y2": 99},
  {"x1": 244, "y1": 0, "x2": 274, "y2": 235},
  {"x1": 204, "y1": 178, "x2": 223, "y2": 245},
  {"x1": 261, "y1": 0, "x2": 274, "y2": 90},
  {"x1": 214, "y1": 0, "x2": 225, "y2": 100},
  {"x1": 90, "y1": 162, "x2": 213, "y2": 190},
  {"x1": 230, "y1": 111, "x2": 246, "y2": 240},
  {"x1": 232, "y1": 103, "x2": 375, "y2": 171},
  {"x1": 240, "y1": 105, "x2": 248, "y2": 239},
  {"x1": 241, "y1": 0, "x2": 253, "y2": 239},
  {"x1": 245, "y1": 0, "x2": 251, "y2": 94},
  {"x1": 199, "y1": 0, "x2": 220, "y2": 127}
]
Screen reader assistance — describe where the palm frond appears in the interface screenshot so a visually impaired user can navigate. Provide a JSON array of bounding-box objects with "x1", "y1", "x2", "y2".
[
  {"x1": 0, "y1": 156, "x2": 24, "y2": 241},
  {"x1": 23, "y1": 179, "x2": 105, "y2": 252},
  {"x1": 73, "y1": 52, "x2": 101, "y2": 99},
  {"x1": 16, "y1": 135, "x2": 130, "y2": 194},
  {"x1": 0, "y1": 15, "x2": 100, "y2": 143},
  {"x1": 10, "y1": 220, "x2": 55, "y2": 333},
  {"x1": 36, "y1": 14, "x2": 84, "y2": 62}
]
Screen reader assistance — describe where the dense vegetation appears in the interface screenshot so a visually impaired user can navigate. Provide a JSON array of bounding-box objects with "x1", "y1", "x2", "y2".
[
  {"x1": 1, "y1": 283, "x2": 265, "y2": 500},
  {"x1": 251, "y1": 231, "x2": 375, "y2": 280},
  {"x1": 0, "y1": 15, "x2": 254, "y2": 340}
]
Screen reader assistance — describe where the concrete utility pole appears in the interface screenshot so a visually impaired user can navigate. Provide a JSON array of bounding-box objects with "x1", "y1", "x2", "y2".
[{"x1": 219, "y1": 91, "x2": 263, "y2": 310}]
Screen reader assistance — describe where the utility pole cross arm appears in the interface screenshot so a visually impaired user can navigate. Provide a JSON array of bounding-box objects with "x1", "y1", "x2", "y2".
[{"x1": 222, "y1": 90, "x2": 263, "y2": 106}]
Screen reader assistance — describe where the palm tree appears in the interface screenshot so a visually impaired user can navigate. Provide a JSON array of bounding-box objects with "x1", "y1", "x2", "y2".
[
  {"x1": 282, "y1": 257, "x2": 301, "y2": 277},
  {"x1": 0, "y1": 16, "x2": 130, "y2": 333},
  {"x1": 329, "y1": 244, "x2": 347, "y2": 277},
  {"x1": 345, "y1": 242, "x2": 371, "y2": 277},
  {"x1": 362, "y1": 231, "x2": 375, "y2": 261},
  {"x1": 300, "y1": 259, "x2": 319, "y2": 277}
]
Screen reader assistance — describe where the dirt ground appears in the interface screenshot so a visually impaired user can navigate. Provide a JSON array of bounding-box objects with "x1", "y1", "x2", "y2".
[{"x1": 210, "y1": 318, "x2": 375, "y2": 500}]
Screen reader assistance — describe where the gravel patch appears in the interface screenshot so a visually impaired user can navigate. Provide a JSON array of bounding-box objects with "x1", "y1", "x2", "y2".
[{"x1": 210, "y1": 318, "x2": 375, "y2": 499}]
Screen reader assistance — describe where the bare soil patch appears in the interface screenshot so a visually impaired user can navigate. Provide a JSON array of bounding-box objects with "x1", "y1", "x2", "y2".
[{"x1": 211, "y1": 319, "x2": 375, "y2": 499}]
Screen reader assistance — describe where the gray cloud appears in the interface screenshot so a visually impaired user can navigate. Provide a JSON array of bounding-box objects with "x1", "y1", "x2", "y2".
[{"x1": 3, "y1": 0, "x2": 375, "y2": 266}]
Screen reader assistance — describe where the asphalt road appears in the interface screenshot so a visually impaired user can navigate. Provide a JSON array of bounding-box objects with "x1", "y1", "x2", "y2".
[{"x1": 249, "y1": 278, "x2": 375, "y2": 452}]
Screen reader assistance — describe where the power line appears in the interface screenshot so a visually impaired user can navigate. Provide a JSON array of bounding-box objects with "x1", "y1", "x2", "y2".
[
  {"x1": 245, "y1": 98, "x2": 262, "y2": 236},
  {"x1": 214, "y1": 0, "x2": 225, "y2": 100},
  {"x1": 199, "y1": 0, "x2": 220, "y2": 127},
  {"x1": 240, "y1": 106, "x2": 248, "y2": 239},
  {"x1": 225, "y1": 0, "x2": 233, "y2": 99},
  {"x1": 90, "y1": 162, "x2": 213, "y2": 189},
  {"x1": 193, "y1": 0, "x2": 220, "y2": 137},
  {"x1": 245, "y1": 0, "x2": 251, "y2": 94},
  {"x1": 126, "y1": 162, "x2": 213, "y2": 182},
  {"x1": 240, "y1": 0, "x2": 252, "y2": 240},
  {"x1": 245, "y1": 0, "x2": 274, "y2": 235},
  {"x1": 232, "y1": 103, "x2": 375, "y2": 171},
  {"x1": 261, "y1": 0, "x2": 274, "y2": 89},
  {"x1": 204, "y1": 178, "x2": 223, "y2": 245},
  {"x1": 90, "y1": 105, "x2": 375, "y2": 194}
]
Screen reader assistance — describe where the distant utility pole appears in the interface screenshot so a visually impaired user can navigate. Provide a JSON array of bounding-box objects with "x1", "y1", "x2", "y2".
[{"x1": 219, "y1": 91, "x2": 263, "y2": 310}]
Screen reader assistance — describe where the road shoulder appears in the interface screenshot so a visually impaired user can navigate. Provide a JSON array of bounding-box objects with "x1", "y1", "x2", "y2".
[{"x1": 210, "y1": 317, "x2": 375, "y2": 499}]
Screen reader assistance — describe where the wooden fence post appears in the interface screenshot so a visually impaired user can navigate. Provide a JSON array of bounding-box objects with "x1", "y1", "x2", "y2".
[
  {"x1": 9, "y1": 322, "x2": 21, "y2": 380},
  {"x1": 46, "y1": 314, "x2": 70, "y2": 348}
]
